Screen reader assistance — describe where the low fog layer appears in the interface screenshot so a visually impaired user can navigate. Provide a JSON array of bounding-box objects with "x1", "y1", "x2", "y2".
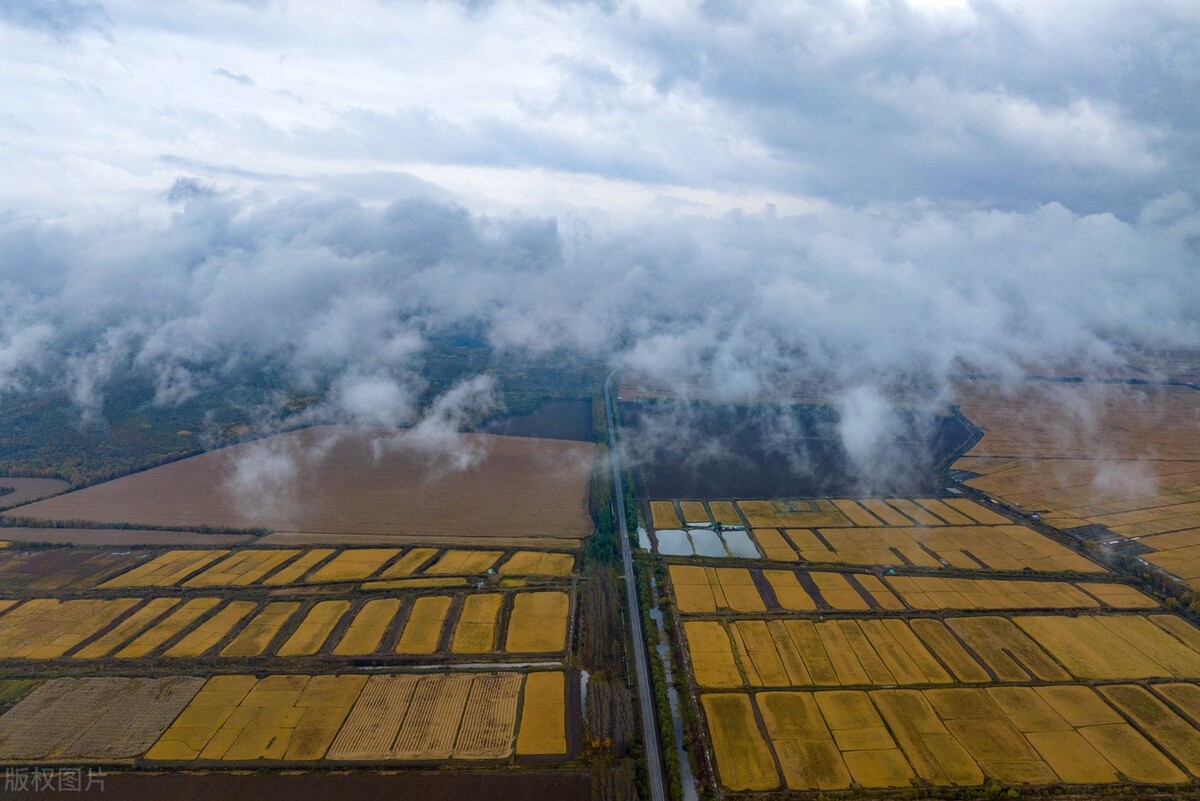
[{"x1": 1, "y1": 0, "x2": 1197, "y2": 484}]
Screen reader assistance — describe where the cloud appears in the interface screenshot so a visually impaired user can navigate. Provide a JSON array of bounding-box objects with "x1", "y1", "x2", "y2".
[
  {"x1": 2, "y1": 0, "x2": 1199, "y2": 479},
  {"x1": 0, "y1": 0, "x2": 108, "y2": 37},
  {"x1": 212, "y1": 67, "x2": 255, "y2": 86}
]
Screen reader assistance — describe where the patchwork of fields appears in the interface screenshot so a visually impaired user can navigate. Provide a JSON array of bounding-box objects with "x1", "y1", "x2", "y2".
[
  {"x1": 0, "y1": 670, "x2": 570, "y2": 763},
  {"x1": 0, "y1": 538, "x2": 581, "y2": 771},
  {"x1": 953, "y1": 381, "x2": 1200, "y2": 589},
  {"x1": 652, "y1": 493, "x2": 1200, "y2": 794},
  {"x1": 704, "y1": 683, "x2": 1200, "y2": 791},
  {"x1": 652, "y1": 496, "x2": 1101, "y2": 572}
]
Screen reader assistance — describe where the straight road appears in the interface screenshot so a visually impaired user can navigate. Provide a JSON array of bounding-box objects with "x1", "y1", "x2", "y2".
[{"x1": 604, "y1": 371, "x2": 666, "y2": 801}]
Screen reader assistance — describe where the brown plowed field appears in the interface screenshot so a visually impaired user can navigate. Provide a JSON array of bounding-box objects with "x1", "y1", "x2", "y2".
[{"x1": 6, "y1": 426, "x2": 595, "y2": 539}]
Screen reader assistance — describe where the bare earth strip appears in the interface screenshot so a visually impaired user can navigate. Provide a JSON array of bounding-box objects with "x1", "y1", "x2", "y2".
[{"x1": 5, "y1": 426, "x2": 594, "y2": 540}]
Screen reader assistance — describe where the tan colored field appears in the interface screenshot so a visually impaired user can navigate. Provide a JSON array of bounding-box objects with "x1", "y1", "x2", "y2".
[
  {"x1": 953, "y1": 381, "x2": 1200, "y2": 585},
  {"x1": 164, "y1": 601, "x2": 257, "y2": 657},
  {"x1": 650, "y1": 501, "x2": 682, "y2": 529},
  {"x1": 262, "y1": 548, "x2": 334, "y2": 585},
  {"x1": 0, "y1": 598, "x2": 136, "y2": 659},
  {"x1": 147, "y1": 674, "x2": 366, "y2": 761},
  {"x1": 702, "y1": 693, "x2": 779, "y2": 791},
  {"x1": 221, "y1": 602, "x2": 300, "y2": 657},
  {"x1": 946, "y1": 617, "x2": 1070, "y2": 682},
  {"x1": 184, "y1": 549, "x2": 300, "y2": 587},
  {"x1": 116, "y1": 597, "x2": 221, "y2": 658},
  {"x1": 678, "y1": 501, "x2": 711, "y2": 525},
  {"x1": 6, "y1": 426, "x2": 596, "y2": 539},
  {"x1": 1014, "y1": 613, "x2": 1200, "y2": 680},
  {"x1": 277, "y1": 600, "x2": 350, "y2": 656},
  {"x1": 451, "y1": 593, "x2": 502, "y2": 653},
  {"x1": 708, "y1": 501, "x2": 743, "y2": 526},
  {"x1": 101, "y1": 549, "x2": 229, "y2": 588},
  {"x1": 505, "y1": 591, "x2": 568, "y2": 653},
  {"x1": 498, "y1": 550, "x2": 575, "y2": 576},
  {"x1": 455, "y1": 672, "x2": 522, "y2": 759},
  {"x1": 779, "y1": 523, "x2": 1103, "y2": 573},
  {"x1": 1100, "y1": 684, "x2": 1200, "y2": 775},
  {"x1": 326, "y1": 670, "x2": 528, "y2": 762},
  {"x1": 694, "y1": 684, "x2": 1200, "y2": 793},
  {"x1": 327, "y1": 674, "x2": 420, "y2": 759},
  {"x1": 391, "y1": 673, "x2": 474, "y2": 759},
  {"x1": 743, "y1": 528, "x2": 794, "y2": 561},
  {"x1": 873, "y1": 689, "x2": 985, "y2": 785},
  {"x1": 739, "y1": 499, "x2": 849, "y2": 528},
  {"x1": 424, "y1": 549, "x2": 503, "y2": 575},
  {"x1": 758, "y1": 692, "x2": 850, "y2": 790},
  {"x1": 815, "y1": 690, "x2": 913, "y2": 788},
  {"x1": 680, "y1": 614, "x2": 1200, "y2": 690},
  {"x1": 668, "y1": 565, "x2": 764, "y2": 613},
  {"x1": 516, "y1": 671, "x2": 566, "y2": 755},
  {"x1": 333, "y1": 599, "x2": 401, "y2": 655},
  {"x1": 0, "y1": 676, "x2": 203, "y2": 761},
  {"x1": 763, "y1": 570, "x2": 816, "y2": 611},
  {"x1": 884, "y1": 575, "x2": 1105, "y2": 610},
  {"x1": 73, "y1": 597, "x2": 182, "y2": 659},
  {"x1": 684, "y1": 621, "x2": 743, "y2": 688},
  {"x1": 377, "y1": 548, "x2": 437, "y2": 578},
  {"x1": 395, "y1": 595, "x2": 451, "y2": 654},
  {"x1": 684, "y1": 618, "x2": 961, "y2": 689},
  {"x1": 308, "y1": 548, "x2": 400, "y2": 583}
]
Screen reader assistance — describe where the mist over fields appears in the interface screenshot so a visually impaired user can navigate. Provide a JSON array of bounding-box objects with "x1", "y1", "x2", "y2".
[{"x1": 1, "y1": 0, "x2": 1198, "y2": 477}]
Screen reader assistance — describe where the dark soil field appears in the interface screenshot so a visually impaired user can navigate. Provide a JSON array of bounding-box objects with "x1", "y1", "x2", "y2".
[
  {"x1": 6, "y1": 770, "x2": 591, "y2": 801},
  {"x1": 482, "y1": 399, "x2": 595, "y2": 442},
  {"x1": 623, "y1": 400, "x2": 974, "y2": 499},
  {"x1": 5, "y1": 426, "x2": 595, "y2": 539}
]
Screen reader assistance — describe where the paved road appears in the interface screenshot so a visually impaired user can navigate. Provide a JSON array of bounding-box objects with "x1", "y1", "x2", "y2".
[{"x1": 604, "y1": 371, "x2": 666, "y2": 801}]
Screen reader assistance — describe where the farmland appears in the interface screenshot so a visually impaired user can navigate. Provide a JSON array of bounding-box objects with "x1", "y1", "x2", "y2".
[
  {"x1": 703, "y1": 684, "x2": 1200, "y2": 791},
  {"x1": 4, "y1": 426, "x2": 595, "y2": 540},
  {"x1": 0, "y1": 586, "x2": 572, "y2": 662},
  {"x1": 0, "y1": 669, "x2": 572, "y2": 765},
  {"x1": 648, "y1": 486, "x2": 1200, "y2": 796},
  {"x1": 952, "y1": 380, "x2": 1200, "y2": 589}
]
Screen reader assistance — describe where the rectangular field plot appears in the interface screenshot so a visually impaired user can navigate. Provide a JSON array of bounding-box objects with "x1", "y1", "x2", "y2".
[
  {"x1": 668, "y1": 567, "x2": 1137, "y2": 616},
  {"x1": 712, "y1": 498, "x2": 1013, "y2": 530},
  {"x1": 100, "y1": 549, "x2": 229, "y2": 588},
  {"x1": 749, "y1": 524, "x2": 1103, "y2": 573},
  {"x1": 0, "y1": 598, "x2": 137, "y2": 658},
  {"x1": 701, "y1": 685, "x2": 1200, "y2": 793},
  {"x1": 147, "y1": 674, "x2": 367, "y2": 761},
  {"x1": 0, "y1": 677, "x2": 202, "y2": 760},
  {"x1": 682, "y1": 613, "x2": 1200, "y2": 689},
  {"x1": 505, "y1": 591, "x2": 569, "y2": 653},
  {"x1": 0, "y1": 587, "x2": 570, "y2": 661},
  {"x1": 95, "y1": 545, "x2": 579, "y2": 589}
]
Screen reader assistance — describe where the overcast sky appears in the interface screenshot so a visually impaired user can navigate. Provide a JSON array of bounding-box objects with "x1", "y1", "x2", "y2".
[{"x1": 1, "y1": 0, "x2": 1198, "y2": 426}]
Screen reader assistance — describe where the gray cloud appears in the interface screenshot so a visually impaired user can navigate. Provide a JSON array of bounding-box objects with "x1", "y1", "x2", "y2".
[{"x1": 212, "y1": 67, "x2": 255, "y2": 86}]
